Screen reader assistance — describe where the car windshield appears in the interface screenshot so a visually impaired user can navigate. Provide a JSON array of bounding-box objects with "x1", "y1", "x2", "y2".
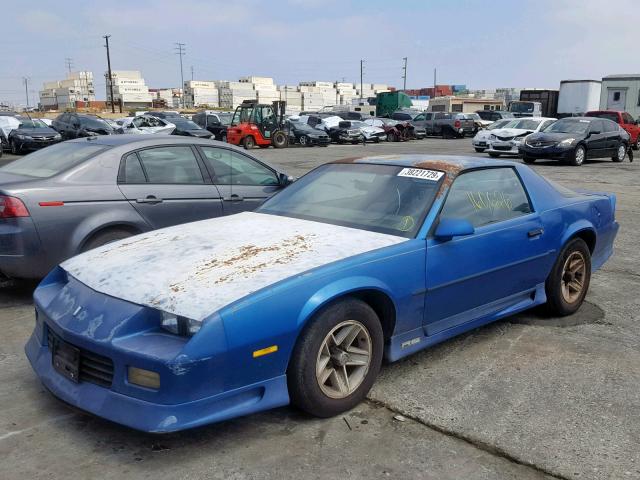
[
  {"x1": 489, "y1": 119, "x2": 511, "y2": 129},
  {"x1": 18, "y1": 119, "x2": 48, "y2": 129},
  {"x1": 258, "y1": 163, "x2": 443, "y2": 238},
  {"x1": 0, "y1": 143, "x2": 108, "y2": 178},
  {"x1": 350, "y1": 121, "x2": 366, "y2": 128},
  {"x1": 82, "y1": 117, "x2": 113, "y2": 130},
  {"x1": 510, "y1": 119, "x2": 541, "y2": 130},
  {"x1": 173, "y1": 119, "x2": 201, "y2": 129},
  {"x1": 466, "y1": 113, "x2": 481, "y2": 120},
  {"x1": 218, "y1": 113, "x2": 233, "y2": 125},
  {"x1": 545, "y1": 119, "x2": 590, "y2": 134},
  {"x1": 509, "y1": 102, "x2": 535, "y2": 113},
  {"x1": 585, "y1": 112, "x2": 618, "y2": 122}
]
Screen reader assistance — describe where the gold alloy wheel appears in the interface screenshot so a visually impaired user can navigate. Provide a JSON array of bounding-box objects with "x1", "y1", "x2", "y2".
[
  {"x1": 315, "y1": 320, "x2": 372, "y2": 399},
  {"x1": 561, "y1": 251, "x2": 587, "y2": 304}
]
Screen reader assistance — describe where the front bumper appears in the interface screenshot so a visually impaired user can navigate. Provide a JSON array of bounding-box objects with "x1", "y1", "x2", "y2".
[
  {"x1": 12, "y1": 137, "x2": 61, "y2": 151},
  {"x1": 26, "y1": 332, "x2": 288, "y2": 432},
  {"x1": 487, "y1": 140, "x2": 523, "y2": 155},
  {"x1": 309, "y1": 135, "x2": 331, "y2": 146},
  {"x1": 519, "y1": 144, "x2": 574, "y2": 159},
  {"x1": 24, "y1": 273, "x2": 290, "y2": 432}
]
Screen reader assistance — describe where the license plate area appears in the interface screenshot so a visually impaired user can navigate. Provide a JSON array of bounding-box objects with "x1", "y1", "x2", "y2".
[{"x1": 51, "y1": 335, "x2": 80, "y2": 383}]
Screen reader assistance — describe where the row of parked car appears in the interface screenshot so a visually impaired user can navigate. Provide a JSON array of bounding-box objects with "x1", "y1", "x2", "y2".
[{"x1": 469, "y1": 110, "x2": 639, "y2": 166}]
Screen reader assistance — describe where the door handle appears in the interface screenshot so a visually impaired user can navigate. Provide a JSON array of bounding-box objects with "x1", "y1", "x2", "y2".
[
  {"x1": 136, "y1": 195, "x2": 163, "y2": 204},
  {"x1": 223, "y1": 194, "x2": 244, "y2": 202},
  {"x1": 528, "y1": 228, "x2": 544, "y2": 238}
]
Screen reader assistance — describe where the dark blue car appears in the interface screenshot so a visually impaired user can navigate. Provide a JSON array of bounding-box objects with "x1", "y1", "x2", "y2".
[{"x1": 25, "y1": 155, "x2": 619, "y2": 432}]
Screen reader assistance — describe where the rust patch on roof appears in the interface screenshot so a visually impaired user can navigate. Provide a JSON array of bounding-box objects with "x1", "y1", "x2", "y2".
[
  {"x1": 414, "y1": 160, "x2": 464, "y2": 197},
  {"x1": 330, "y1": 156, "x2": 367, "y2": 164}
]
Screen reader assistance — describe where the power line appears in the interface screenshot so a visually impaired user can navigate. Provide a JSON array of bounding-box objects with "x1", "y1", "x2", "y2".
[
  {"x1": 103, "y1": 34, "x2": 115, "y2": 113},
  {"x1": 65, "y1": 57, "x2": 74, "y2": 74},
  {"x1": 175, "y1": 42, "x2": 186, "y2": 108}
]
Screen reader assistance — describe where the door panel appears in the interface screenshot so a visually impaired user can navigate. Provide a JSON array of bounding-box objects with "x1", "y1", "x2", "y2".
[
  {"x1": 423, "y1": 168, "x2": 554, "y2": 335},
  {"x1": 586, "y1": 120, "x2": 608, "y2": 157},
  {"x1": 198, "y1": 146, "x2": 281, "y2": 214},
  {"x1": 117, "y1": 146, "x2": 223, "y2": 229}
]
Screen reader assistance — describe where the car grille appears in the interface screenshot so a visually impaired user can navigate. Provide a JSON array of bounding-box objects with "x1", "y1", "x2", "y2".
[
  {"x1": 495, "y1": 135, "x2": 515, "y2": 141},
  {"x1": 493, "y1": 145, "x2": 514, "y2": 151},
  {"x1": 527, "y1": 140, "x2": 556, "y2": 148},
  {"x1": 47, "y1": 326, "x2": 114, "y2": 388}
]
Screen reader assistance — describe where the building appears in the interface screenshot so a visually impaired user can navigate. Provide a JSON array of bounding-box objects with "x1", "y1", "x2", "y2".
[
  {"x1": 599, "y1": 74, "x2": 640, "y2": 119},
  {"x1": 183, "y1": 81, "x2": 218, "y2": 108},
  {"x1": 105, "y1": 71, "x2": 153, "y2": 110},
  {"x1": 427, "y1": 96, "x2": 504, "y2": 113},
  {"x1": 39, "y1": 71, "x2": 95, "y2": 110}
]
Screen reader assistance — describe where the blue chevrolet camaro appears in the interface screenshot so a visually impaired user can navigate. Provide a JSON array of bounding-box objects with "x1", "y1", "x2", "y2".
[{"x1": 25, "y1": 155, "x2": 619, "y2": 432}]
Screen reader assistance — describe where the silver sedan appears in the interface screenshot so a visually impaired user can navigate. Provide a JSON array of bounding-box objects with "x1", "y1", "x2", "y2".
[{"x1": 0, "y1": 135, "x2": 291, "y2": 279}]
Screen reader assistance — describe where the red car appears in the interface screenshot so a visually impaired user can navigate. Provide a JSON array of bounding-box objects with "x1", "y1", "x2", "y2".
[{"x1": 586, "y1": 110, "x2": 640, "y2": 150}]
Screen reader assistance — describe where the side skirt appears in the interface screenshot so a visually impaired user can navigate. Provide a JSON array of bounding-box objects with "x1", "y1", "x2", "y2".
[{"x1": 384, "y1": 283, "x2": 547, "y2": 362}]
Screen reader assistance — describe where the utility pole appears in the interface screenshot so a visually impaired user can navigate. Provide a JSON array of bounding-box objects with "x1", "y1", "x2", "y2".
[
  {"x1": 175, "y1": 42, "x2": 186, "y2": 108},
  {"x1": 65, "y1": 57, "x2": 74, "y2": 74},
  {"x1": 360, "y1": 59, "x2": 364, "y2": 100},
  {"x1": 190, "y1": 65, "x2": 194, "y2": 81},
  {"x1": 434, "y1": 68, "x2": 437, "y2": 90},
  {"x1": 103, "y1": 35, "x2": 115, "y2": 113},
  {"x1": 23, "y1": 77, "x2": 29, "y2": 108},
  {"x1": 401, "y1": 57, "x2": 408, "y2": 91}
]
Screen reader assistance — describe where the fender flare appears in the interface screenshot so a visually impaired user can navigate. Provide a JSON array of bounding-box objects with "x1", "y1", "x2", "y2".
[
  {"x1": 560, "y1": 220, "x2": 596, "y2": 252},
  {"x1": 295, "y1": 275, "x2": 397, "y2": 331}
]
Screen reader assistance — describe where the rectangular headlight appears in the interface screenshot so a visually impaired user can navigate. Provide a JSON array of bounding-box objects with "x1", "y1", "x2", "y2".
[{"x1": 128, "y1": 366, "x2": 160, "y2": 389}]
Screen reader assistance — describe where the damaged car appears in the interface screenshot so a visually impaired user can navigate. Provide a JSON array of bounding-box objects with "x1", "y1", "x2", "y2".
[
  {"x1": 486, "y1": 117, "x2": 556, "y2": 157},
  {"x1": 328, "y1": 120, "x2": 386, "y2": 144},
  {"x1": 25, "y1": 154, "x2": 618, "y2": 432},
  {"x1": 363, "y1": 118, "x2": 421, "y2": 142},
  {"x1": 7, "y1": 117, "x2": 62, "y2": 154},
  {"x1": 471, "y1": 118, "x2": 514, "y2": 152},
  {"x1": 117, "y1": 115, "x2": 176, "y2": 135},
  {"x1": 287, "y1": 119, "x2": 330, "y2": 146}
]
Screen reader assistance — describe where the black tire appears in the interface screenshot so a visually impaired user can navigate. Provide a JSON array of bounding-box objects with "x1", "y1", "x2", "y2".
[
  {"x1": 612, "y1": 143, "x2": 626, "y2": 162},
  {"x1": 221, "y1": 133, "x2": 227, "y2": 143},
  {"x1": 387, "y1": 132, "x2": 398, "y2": 142},
  {"x1": 81, "y1": 228, "x2": 135, "y2": 253},
  {"x1": 299, "y1": 135, "x2": 309, "y2": 146},
  {"x1": 488, "y1": 152, "x2": 501, "y2": 158},
  {"x1": 10, "y1": 140, "x2": 20, "y2": 155},
  {"x1": 633, "y1": 135, "x2": 640, "y2": 151},
  {"x1": 544, "y1": 238, "x2": 591, "y2": 316},
  {"x1": 243, "y1": 135, "x2": 255, "y2": 149},
  {"x1": 570, "y1": 144, "x2": 586, "y2": 166},
  {"x1": 288, "y1": 298, "x2": 384, "y2": 418},
  {"x1": 474, "y1": 147, "x2": 485, "y2": 153},
  {"x1": 523, "y1": 155, "x2": 536, "y2": 164},
  {"x1": 272, "y1": 130, "x2": 288, "y2": 149}
]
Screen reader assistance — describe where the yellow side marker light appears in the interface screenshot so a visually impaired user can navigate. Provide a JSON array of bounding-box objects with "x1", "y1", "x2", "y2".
[{"x1": 253, "y1": 345, "x2": 278, "y2": 358}]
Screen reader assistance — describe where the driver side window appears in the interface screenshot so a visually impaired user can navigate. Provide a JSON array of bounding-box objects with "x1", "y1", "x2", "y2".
[
  {"x1": 440, "y1": 168, "x2": 532, "y2": 228},
  {"x1": 200, "y1": 147, "x2": 278, "y2": 186}
]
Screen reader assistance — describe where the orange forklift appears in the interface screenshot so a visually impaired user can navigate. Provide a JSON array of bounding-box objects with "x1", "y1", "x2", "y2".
[{"x1": 226, "y1": 100, "x2": 289, "y2": 149}]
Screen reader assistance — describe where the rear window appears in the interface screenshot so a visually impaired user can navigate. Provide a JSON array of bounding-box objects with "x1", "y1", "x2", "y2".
[
  {"x1": 0, "y1": 143, "x2": 108, "y2": 178},
  {"x1": 585, "y1": 112, "x2": 619, "y2": 123}
]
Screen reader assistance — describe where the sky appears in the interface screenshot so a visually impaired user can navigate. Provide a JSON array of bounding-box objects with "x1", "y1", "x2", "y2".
[{"x1": 1, "y1": 0, "x2": 638, "y2": 106}]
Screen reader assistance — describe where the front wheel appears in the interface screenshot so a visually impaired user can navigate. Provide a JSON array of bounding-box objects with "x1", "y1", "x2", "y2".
[
  {"x1": 10, "y1": 140, "x2": 20, "y2": 155},
  {"x1": 243, "y1": 135, "x2": 255, "y2": 149},
  {"x1": 288, "y1": 298, "x2": 384, "y2": 418},
  {"x1": 299, "y1": 135, "x2": 309, "y2": 146},
  {"x1": 570, "y1": 144, "x2": 586, "y2": 166},
  {"x1": 523, "y1": 155, "x2": 536, "y2": 164},
  {"x1": 272, "y1": 130, "x2": 288, "y2": 149},
  {"x1": 544, "y1": 238, "x2": 591, "y2": 316},
  {"x1": 221, "y1": 133, "x2": 227, "y2": 143},
  {"x1": 488, "y1": 152, "x2": 501, "y2": 158},
  {"x1": 612, "y1": 143, "x2": 626, "y2": 162},
  {"x1": 633, "y1": 135, "x2": 640, "y2": 151}
]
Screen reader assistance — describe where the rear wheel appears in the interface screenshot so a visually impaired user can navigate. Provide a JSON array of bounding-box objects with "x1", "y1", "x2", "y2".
[
  {"x1": 243, "y1": 135, "x2": 255, "y2": 149},
  {"x1": 288, "y1": 298, "x2": 383, "y2": 418},
  {"x1": 221, "y1": 132, "x2": 227, "y2": 143},
  {"x1": 474, "y1": 147, "x2": 485, "y2": 153},
  {"x1": 570, "y1": 144, "x2": 586, "y2": 166},
  {"x1": 612, "y1": 143, "x2": 626, "y2": 162},
  {"x1": 82, "y1": 228, "x2": 135, "y2": 253},
  {"x1": 299, "y1": 135, "x2": 309, "y2": 146},
  {"x1": 387, "y1": 132, "x2": 398, "y2": 142},
  {"x1": 523, "y1": 155, "x2": 536, "y2": 164},
  {"x1": 634, "y1": 135, "x2": 640, "y2": 150},
  {"x1": 544, "y1": 238, "x2": 591, "y2": 316},
  {"x1": 272, "y1": 130, "x2": 288, "y2": 149}
]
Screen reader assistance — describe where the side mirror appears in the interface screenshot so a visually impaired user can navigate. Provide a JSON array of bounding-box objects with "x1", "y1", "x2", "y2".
[
  {"x1": 434, "y1": 218, "x2": 475, "y2": 241},
  {"x1": 278, "y1": 173, "x2": 295, "y2": 186},
  {"x1": 589, "y1": 130, "x2": 601, "y2": 135}
]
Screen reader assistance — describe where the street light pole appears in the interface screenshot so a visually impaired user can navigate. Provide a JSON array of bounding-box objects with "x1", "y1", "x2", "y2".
[{"x1": 103, "y1": 35, "x2": 115, "y2": 113}]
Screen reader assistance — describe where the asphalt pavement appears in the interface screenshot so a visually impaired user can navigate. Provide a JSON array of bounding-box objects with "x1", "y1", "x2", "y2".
[{"x1": 1, "y1": 138, "x2": 638, "y2": 480}]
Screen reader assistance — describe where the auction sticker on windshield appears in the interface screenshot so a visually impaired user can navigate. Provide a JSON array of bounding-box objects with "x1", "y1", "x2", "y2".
[{"x1": 398, "y1": 168, "x2": 444, "y2": 181}]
